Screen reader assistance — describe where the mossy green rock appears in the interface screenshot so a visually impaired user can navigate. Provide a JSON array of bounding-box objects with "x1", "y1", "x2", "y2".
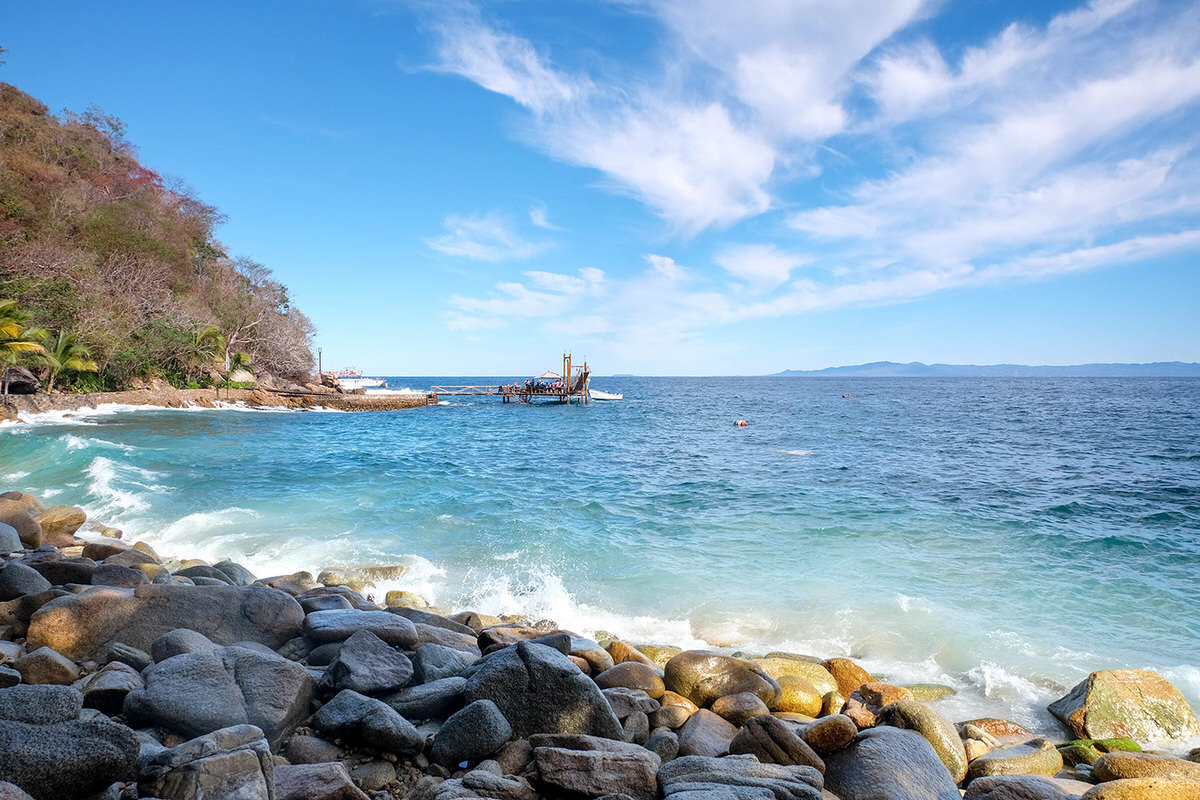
[
  {"x1": 1059, "y1": 737, "x2": 1142, "y2": 766},
  {"x1": 1049, "y1": 669, "x2": 1200, "y2": 743},
  {"x1": 966, "y1": 738, "x2": 1064, "y2": 781},
  {"x1": 905, "y1": 683, "x2": 957, "y2": 702}
]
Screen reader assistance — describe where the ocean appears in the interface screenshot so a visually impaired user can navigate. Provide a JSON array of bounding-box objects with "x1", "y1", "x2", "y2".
[{"x1": 3, "y1": 376, "x2": 1199, "y2": 740}]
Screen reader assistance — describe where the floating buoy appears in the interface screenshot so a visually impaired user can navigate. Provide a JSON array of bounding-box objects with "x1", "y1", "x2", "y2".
[
  {"x1": 734, "y1": 419, "x2": 748, "y2": 427},
  {"x1": 842, "y1": 394, "x2": 851, "y2": 398}
]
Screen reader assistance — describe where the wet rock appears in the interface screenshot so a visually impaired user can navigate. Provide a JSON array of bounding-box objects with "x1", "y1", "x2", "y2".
[
  {"x1": 275, "y1": 762, "x2": 369, "y2": 800},
  {"x1": 775, "y1": 674, "x2": 824, "y2": 716},
  {"x1": 1094, "y1": 751, "x2": 1200, "y2": 781},
  {"x1": 907, "y1": 683, "x2": 957, "y2": 702},
  {"x1": 596, "y1": 662, "x2": 666, "y2": 699},
  {"x1": 27, "y1": 584, "x2": 305, "y2": 661},
  {"x1": 858, "y1": 681, "x2": 915, "y2": 708},
  {"x1": 304, "y1": 609, "x2": 418, "y2": 646},
  {"x1": 1079, "y1": 777, "x2": 1200, "y2": 799},
  {"x1": 657, "y1": 754, "x2": 823, "y2": 799},
  {"x1": 413, "y1": 642, "x2": 476, "y2": 684},
  {"x1": 319, "y1": 629, "x2": 413, "y2": 695},
  {"x1": 798, "y1": 714, "x2": 858, "y2": 755},
  {"x1": 383, "y1": 675, "x2": 466, "y2": 721},
  {"x1": 1058, "y1": 737, "x2": 1141, "y2": 767},
  {"x1": 711, "y1": 691, "x2": 771, "y2": 726},
  {"x1": 413, "y1": 623, "x2": 480, "y2": 655},
  {"x1": 13, "y1": 646, "x2": 79, "y2": 685},
  {"x1": 125, "y1": 644, "x2": 314, "y2": 748},
  {"x1": 821, "y1": 657, "x2": 873, "y2": 699},
  {"x1": 676, "y1": 709, "x2": 738, "y2": 757},
  {"x1": 965, "y1": 738, "x2": 1064, "y2": 782},
  {"x1": 0, "y1": 717, "x2": 138, "y2": 800},
  {"x1": 313, "y1": 689, "x2": 424, "y2": 755},
  {"x1": 664, "y1": 650, "x2": 782, "y2": 709},
  {"x1": 635, "y1": 644, "x2": 681, "y2": 669},
  {"x1": 0, "y1": 684, "x2": 83, "y2": 723},
  {"x1": 530, "y1": 733, "x2": 661, "y2": 800},
  {"x1": 433, "y1": 699, "x2": 513, "y2": 767},
  {"x1": 463, "y1": 641, "x2": 622, "y2": 739},
  {"x1": 213, "y1": 561, "x2": 257, "y2": 586},
  {"x1": 606, "y1": 640, "x2": 661, "y2": 672},
  {"x1": 650, "y1": 691, "x2": 699, "y2": 729},
  {"x1": 877, "y1": 698, "x2": 969, "y2": 783},
  {"x1": 751, "y1": 657, "x2": 838, "y2": 697},
  {"x1": 449, "y1": 611, "x2": 502, "y2": 634},
  {"x1": 139, "y1": 724, "x2": 273, "y2": 800},
  {"x1": 730, "y1": 714, "x2": 826, "y2": 771},
  {"x1": 79, "y1": 661, "x2": 144, "y2": 715},
  {"x1": 0, "y1": 562, "x2": 51, "y2": 601},
  {"x1": 823, "y1": 726, "x2": 961, "y2": 800},
  {"x1": 963, "y1": 775, "x2": 1074, "y2": 799},
  {"x1": 1049, "y1": 669, "x2": 1200, "y2": 742}
]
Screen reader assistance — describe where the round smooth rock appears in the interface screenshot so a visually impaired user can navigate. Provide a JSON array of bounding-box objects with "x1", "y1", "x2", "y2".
[
  {"x1": 799, "y1": 714, "x2": 858, "y2": 755},
  {"x1": 775, "y1": 674, "x2": 823, "y2": 716},
  {"x1": 821, "y1": 658, "x2": 873, "y2": 699},
  {"x1": 712, "y1": 691, "x2": 771, "y2": 727},
  {"x1": 150, "y1": 628, "x2": 219, "y2": 662},
  {"x1": 677, "y1": 709, "x2": 738, "y2": 757},
  {"x1": 877, "y1": 698, "x2": 968, "y2": 783},
  {"x1": 664, "y1": 650, "x2": 781, "y2": 708},
  {"x1": 595, "y1": 662, "x2": 666, "y2": 699},
  {"x1": 965, "y1": 738, "x2": 1064, "y2": 782},
  {"x1": 1094, "y1": 751, "x2": 1200, "y2": 782}
]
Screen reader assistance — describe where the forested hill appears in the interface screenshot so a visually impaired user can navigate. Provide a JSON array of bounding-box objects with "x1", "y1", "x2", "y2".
[{"x1": 0, "y1": 81, "x2": 314, "y2": 389}]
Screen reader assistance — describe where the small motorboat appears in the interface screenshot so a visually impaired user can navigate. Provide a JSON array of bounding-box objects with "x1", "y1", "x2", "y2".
[{"x1": 589, "y1": 389, "x2": 623, "y2": 401}]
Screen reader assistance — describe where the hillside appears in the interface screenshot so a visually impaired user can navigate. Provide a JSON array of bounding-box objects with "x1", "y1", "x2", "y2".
[
  {"x1": 0, "y1": 81, "x2": 313, "y2": 390},
  {"x1": 774, "y1": 361, "x2": 1200, "y2": 377}
]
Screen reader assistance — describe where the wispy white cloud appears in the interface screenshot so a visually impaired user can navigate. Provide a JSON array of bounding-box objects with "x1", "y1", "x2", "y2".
[
  {"x1": 427, "y1": 211, "x2": 552, "y2": 261},
  {"x1": 528, "y1": 204, "x2": 563, "y2": 231},
  {"x1": 423, "y1": 0, "x2": 1200, "y2": 357}
]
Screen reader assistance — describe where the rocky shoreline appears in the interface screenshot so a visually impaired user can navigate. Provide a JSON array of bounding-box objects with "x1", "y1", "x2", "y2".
[
  {"x1": 1, "y1": 491, "x2": 1199, "y2": 800},
  {"x1": 1, "y1": 385, "x2": 429, "y2": 421}
]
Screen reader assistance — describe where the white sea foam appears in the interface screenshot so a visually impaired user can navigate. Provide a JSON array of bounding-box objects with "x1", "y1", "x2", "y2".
[
  {"x1": 63, "y1": 433, "x2": 139, "y2": 453},
  {"x1": 2, "y1": 471, "x2": 30, "y2": 481},
  {"x1": 779, "y1": 449, "x2": 813, "y2": 456},
  {"x1": 83, "y1": 456, "x2": 167, "y2": 518}
]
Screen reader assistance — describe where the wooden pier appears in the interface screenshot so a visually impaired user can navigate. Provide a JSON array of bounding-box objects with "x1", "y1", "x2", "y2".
[{"x1": 429, "y1": 353, "x2": 591, "y2": 405}]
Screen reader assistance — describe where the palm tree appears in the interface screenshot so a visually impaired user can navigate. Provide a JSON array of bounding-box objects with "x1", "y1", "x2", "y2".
[
  {"x1": 190, "y1": 324, "x2": 226, "y2": 379},
  {"x1": 229, "y1": 351, "x2": 252, "y2": 373},
  {"x1": 1, "y1": 299, "x2": 46, "y2": 397},
  {"x1": 42, "y1": 330, "x2": 98, "y2": 393}
]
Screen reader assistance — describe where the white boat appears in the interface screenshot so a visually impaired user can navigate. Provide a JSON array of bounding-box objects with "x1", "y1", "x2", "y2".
[
  {"x1": 333, "y1": 369, "x2": 387, "y2": 390},
  {"x1": 589, "y1": 389, "x2": 623, "y2": 401}
]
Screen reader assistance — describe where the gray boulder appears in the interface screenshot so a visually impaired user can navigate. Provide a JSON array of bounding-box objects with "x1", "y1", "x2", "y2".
[
  {"x1": 275, "y1": 762, "x2": 369, "y2": 800},
  {"x1": 0, "y1": 781, "x2": 35, "y2": 800},
  {"x1": 79, "y1": 661, "x2": 144, "y2": 715},
  {"x1": 213, "y1": 561, "x2": 257, "y2": 586},
  {"x1": 0, "y1": 667, "x2": 18, "y2": 688},
  {"x1": 319, "y1": 629, "x2": 413, "y2": 695},
  {"x1": 139, "y1": 724, "x2": 273, "y2": 800},
  {"x1": 413, "y1": 642, "x2": 477, "y2": 683},
  {"x1": 463, "y1": 641, "x2": 623, "y2": 739},
  {"x1": 150, "y1": 627, "x2": 220, "y2": 662},
  {"x1": 26, "y1": 584, "x2": 305, "y2": 661},
  {"x1": 304, "y1": 609, "x2": 418, "y2": 646},
  {"x1": 730, "y1": 715, "x2": 825, "y2": 771},
  {"x1": 677, "y1": 709, "x2": 738, "y2": 757},
  {"x1": 26, "y1": 555, "x2": 96, "y2": 586},
  {"x1": 530, "y1": 733, "x2": 661, "y2": 800},
  {"x1": 0, "y1": 717, "x2": 138, "y2": 800},
  {"x1": 384, "y1": 675, "x2": 467, "y2": 721},
  {"x1": 312, "y1": 689, "x2": 424, "y2": 755},
  {"x1": 877, "y1": 698, "x2": 968, "y2": 782},
  {"x1": 0, "y1": 522, "x2": 22, "y2": 554},
  {"x1": 124, "y1": 644, "x2": 314, "y2": 748},
  {"x1": 0, "y1": 562, "x2": 51, "y2": 602},
  {"x1": 963, "y1": 775, "x2": 1074, "y2": 799},
  {"x1": 90, "y1": 563, "x2": 149, "y2": 588},
  {"x1": 0, "y1": 684, "x2": 83, "y2": 723},
  {"x1": 657, "y1": 754, "x2": 823, "y2": 799},
  {"x1": 823, "y1": 726, "x2": 961, "y2": 800},
  {"x1": 433, "y1": 699, "x2": 513, "y2": 767}
]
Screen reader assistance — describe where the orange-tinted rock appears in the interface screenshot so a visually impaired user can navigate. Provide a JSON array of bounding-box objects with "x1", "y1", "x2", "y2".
[{"x1": 821, "y1": 657, "x2": 872, "y2": 699}]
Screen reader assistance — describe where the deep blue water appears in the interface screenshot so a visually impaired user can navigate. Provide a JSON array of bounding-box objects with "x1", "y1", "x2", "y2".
[{"x1": 2, "y1": 376, "x2": 1198, "y2": 734}]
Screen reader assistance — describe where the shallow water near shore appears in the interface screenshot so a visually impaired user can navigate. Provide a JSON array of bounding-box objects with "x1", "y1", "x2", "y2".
[{"x1": 3, "y1": 376, "x2": 1200, "y2": 741}]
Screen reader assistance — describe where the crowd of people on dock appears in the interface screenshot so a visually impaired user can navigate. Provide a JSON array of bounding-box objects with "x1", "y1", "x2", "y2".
[{"x1": 499, "y1": 379, "x2": 565, "y2": 396}]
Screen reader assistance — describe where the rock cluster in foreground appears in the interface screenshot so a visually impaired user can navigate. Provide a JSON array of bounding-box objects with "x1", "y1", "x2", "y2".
[{"x1": 1, "y1": 489, "x2": 1199, "y2": 800}]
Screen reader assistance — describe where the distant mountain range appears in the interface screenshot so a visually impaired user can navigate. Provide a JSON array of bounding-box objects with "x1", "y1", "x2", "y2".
[{"x1": 773, "y1": 361, "x2": 1200, "y2": 377}]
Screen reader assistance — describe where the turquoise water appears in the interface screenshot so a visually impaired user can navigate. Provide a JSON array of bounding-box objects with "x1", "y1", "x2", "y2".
[{"x1": 2, "y1": 377, "x2": 1199, "y2": 737}]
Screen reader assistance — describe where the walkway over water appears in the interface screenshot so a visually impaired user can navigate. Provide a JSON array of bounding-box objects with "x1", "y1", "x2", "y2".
[{"x1": 431, "y1": 354, "x2": 591, "y2": 405}]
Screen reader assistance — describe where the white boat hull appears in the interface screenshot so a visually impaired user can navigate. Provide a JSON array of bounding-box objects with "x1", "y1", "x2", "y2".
[{"x1": 589, "y1": 389, "x2": 623, "y2": 401}]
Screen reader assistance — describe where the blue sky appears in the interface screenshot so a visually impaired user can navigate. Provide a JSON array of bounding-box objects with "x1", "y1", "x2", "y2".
[{"x1": 4, "y1": 0, "x2": 1199, "y2": 375}]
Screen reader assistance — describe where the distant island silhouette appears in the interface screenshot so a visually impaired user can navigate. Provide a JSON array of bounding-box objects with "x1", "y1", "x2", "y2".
[{"x1": 773, "y1": 361, "x2": 1200, "y2": 377}]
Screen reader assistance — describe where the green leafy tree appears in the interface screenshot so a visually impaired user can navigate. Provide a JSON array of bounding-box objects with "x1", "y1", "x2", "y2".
[
  {"x1": 189, "y1": 324, "x2": 225, "y2": 378},
  {"x1": 42, "y1": 329, "x2": 98, "y2": 393}
]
